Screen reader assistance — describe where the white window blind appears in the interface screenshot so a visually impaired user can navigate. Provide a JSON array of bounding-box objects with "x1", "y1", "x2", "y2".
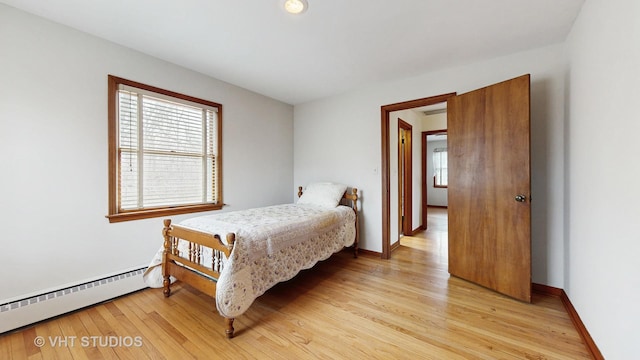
[
  {"x1": 433, "y1": 147, "x2": 448, "y2": 187},
  {"x1": 117, "y1": 86, "x2": 218, "y2": 211}
]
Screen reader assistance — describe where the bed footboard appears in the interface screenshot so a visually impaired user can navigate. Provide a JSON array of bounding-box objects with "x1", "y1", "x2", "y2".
[{"x1": 161, "y1": 219, "x2": 237, "y2": 338}]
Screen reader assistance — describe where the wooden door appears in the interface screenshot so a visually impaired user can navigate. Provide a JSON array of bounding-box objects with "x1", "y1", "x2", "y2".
[
  {"x1": 447, "y1": 74, "x2": 531, "y2": 302},
  {"x1": 398, "y1": 119, "x2": 412, "y2": 236}
]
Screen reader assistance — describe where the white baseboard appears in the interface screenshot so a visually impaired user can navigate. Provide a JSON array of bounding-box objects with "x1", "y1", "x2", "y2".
[{"x1": 0, "y1": 267, "x2": 147, "y2": 334}]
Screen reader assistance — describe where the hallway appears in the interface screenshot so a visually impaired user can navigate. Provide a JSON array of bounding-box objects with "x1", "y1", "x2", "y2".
[{"x1": 400, "y1": 206, "x2": 448, "y2": 267}]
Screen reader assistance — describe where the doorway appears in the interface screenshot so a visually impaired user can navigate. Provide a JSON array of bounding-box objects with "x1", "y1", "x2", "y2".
[
  {"x1": 422, "y1": 129, "x2": 448, "y2": 230},
  {"x1": 380, "y1": 93, "x2": 455, "y2": 259}
]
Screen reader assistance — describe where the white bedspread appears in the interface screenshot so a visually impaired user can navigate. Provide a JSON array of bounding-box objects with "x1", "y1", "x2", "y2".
[{"x1": 143, "y1": 203, "x2": 356, "y2": 318}]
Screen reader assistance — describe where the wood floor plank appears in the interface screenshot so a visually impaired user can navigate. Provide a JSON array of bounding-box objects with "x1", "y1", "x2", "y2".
[
  {"x1": 0, "y1": 208, "x2": 592, "y2": 359},
  {"x1": 63, "y1": 313, "x2": 99, "y2": 360},
  {"x1": 6, "y1": 331, "x2": 26, "y2": 360},
  {"x1": 114, "y1": 290, "x2": 197, "y2": 359},
  {"x1": 55, "y1": 315, "x2": 90, "y2": 360}
]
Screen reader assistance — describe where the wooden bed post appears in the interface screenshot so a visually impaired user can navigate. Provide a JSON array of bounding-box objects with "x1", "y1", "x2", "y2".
[
  {"x1": 352, "y1": 188, "x2": 359, "y2": 258},
  {"x1": 298, "y1": 186, "x2": 303, "y2": 198},
  {"x1": 225, "y1": 232, "x2": 236, "y2": 338},
  {"x1": 226, "y1": 233, "x2": 236, "y2": 252},
  {"x1": 162, "y1": 219, "x2": 172, "y2": 298}
]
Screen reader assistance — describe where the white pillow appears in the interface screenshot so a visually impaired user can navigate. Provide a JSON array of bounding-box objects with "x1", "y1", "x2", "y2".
[{"x1": 297, "y1": 182, "x2": 348, "y2": 208}]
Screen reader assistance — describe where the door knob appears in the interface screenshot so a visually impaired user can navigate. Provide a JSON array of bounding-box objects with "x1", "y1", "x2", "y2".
[{"x1": 515, "y1": 194, "x2": 527, "y2": 202}]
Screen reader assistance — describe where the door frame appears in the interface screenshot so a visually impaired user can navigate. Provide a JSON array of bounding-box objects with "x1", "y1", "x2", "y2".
[{"x1": 380, "y1": 93, "x2": 456, "y2": 259}]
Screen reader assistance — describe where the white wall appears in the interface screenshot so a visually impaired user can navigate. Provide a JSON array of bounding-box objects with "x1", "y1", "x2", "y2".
[
  {"x1": 565, "y1": 0, "x2": 640, "y2": 358},
  {"x1": 0, "y1": 4, "x2": 293, "y2": 302},
  {"x1": 421, "y1": 112, "x2": 447, "y2": 133},
  {"x1": 294, "y1": 43, "x2": 568, "y2": 289}
]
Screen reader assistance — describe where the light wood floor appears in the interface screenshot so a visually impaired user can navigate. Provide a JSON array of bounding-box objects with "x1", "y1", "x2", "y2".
[{"x1": 1, "y1": 208, "x2": 591, "y2": 359}]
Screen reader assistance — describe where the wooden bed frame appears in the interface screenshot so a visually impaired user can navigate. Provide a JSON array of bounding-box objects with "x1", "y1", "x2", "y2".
[{"x1": 161, "y1": 186, "x2": 359, "y2": 338}]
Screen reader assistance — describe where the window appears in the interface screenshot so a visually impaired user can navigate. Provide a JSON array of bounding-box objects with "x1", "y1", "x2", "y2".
[
  {"x1": 433, "y1": 147, "x2": 448, "y2": 188},
  {"x1": 107, "y1": 75, "x2": 222, "y2": 222}
]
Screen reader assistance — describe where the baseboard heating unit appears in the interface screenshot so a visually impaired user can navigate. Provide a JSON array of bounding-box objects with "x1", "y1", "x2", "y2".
[{"x1": 0, "y1": 267, "x2": 147, "y2": 334}]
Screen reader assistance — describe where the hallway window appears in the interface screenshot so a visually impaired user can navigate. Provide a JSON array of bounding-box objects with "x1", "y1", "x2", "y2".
[{"x1": 433, "y1": 147, "x2": 448, "y2": 188}]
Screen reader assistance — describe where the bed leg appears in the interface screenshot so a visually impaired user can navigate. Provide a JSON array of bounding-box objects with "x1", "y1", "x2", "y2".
[
  {"x1": 163, "y1": 277, "x2": 171, "y2": 298},
  {"x1": 354, "y1": 213, "x2": 359, "y2": 259},
  {"x1": 225, "y1": 318, "x2": 235, "y2": 339}
]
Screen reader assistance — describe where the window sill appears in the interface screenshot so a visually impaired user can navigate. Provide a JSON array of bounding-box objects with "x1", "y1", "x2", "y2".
[{"x1": 106, "y1": 203, "x2": 223, "y2": 223}]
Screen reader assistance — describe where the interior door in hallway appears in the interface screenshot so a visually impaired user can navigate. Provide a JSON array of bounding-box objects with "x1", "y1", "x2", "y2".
[
  {"x1": 398, "y1": 119, "x2": 412, "y2": 237},
  {"x1": 447, "y1": 74, "x2": 532, "y2": 302}
]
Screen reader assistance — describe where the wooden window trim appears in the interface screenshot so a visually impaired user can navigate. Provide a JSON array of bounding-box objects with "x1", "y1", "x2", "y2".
[
  {"x1": 433, "y1": 175, "x2": 448, "y2": 189},
  {"x1": 433, "y1": 146, "x2": 448, "y2": 188},
  {"x1": 106, "y1": 75, "x2": 223, "y2": 223}
]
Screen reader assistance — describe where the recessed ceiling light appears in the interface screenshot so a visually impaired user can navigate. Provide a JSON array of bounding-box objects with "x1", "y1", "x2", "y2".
[{"x1": 284, "y1": 0, "x2": 308, "y2": 14}]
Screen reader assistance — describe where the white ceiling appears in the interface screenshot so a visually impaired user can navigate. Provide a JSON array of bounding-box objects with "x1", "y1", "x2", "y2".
[{"x1": 1, "y1": 0, "x2": 584, "y2": 105}]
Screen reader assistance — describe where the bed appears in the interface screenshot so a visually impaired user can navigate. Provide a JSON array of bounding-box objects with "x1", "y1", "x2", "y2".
[{"x1": 142, "y1": 183, "x2": 359, "y2": 338}]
